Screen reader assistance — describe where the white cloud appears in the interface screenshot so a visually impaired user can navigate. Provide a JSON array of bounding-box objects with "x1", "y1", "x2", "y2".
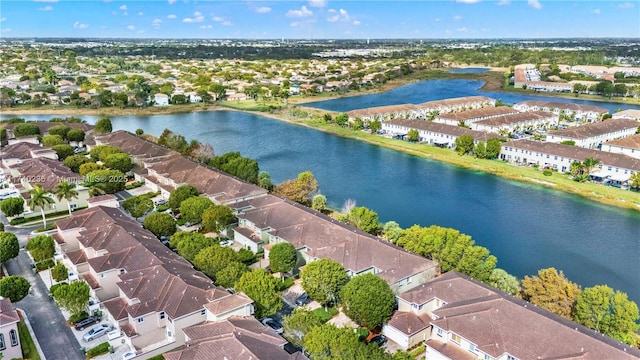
[
  {"x1": 457, "y1": 27, "x2": 468, "y2": 32},
  {"x1": 528, "y1": 0, "x2": 542, "y2": 9},
  {"x1": 1, "y1": 28, "x2": 10, "y2": 33},
  {"x1": 138, "y1": 30, "x2": 144, "y2": 34},
  {"x1": 200, "y1": 24, "x2": 212, "y2": 29},
  {"x1": 221, "y1": 21, "x2": 233, "y2": 26},
  {"x1": 308, "y1": 0, "x2": 327, "y2": 7},
  {"x1": 591, "y1": 8, "x2": 601, "y2": 14},
  {"x1": 434, "y1": 18, "x2": 441, "y2": 22},
  {"x1": 183, "y1": 11, "x2": 204, "y2": 23},
  {"x1": 168, "y1": 0, "x2": 176, "y2": 4},
  {"x1": 616, "y1": 2, "x2": 634, "y2": 9},
  {"x1": 496, "y1": 0, "x2": 510, "y2": 5},
  {"x1": 212, "y1": 16, "x2": 224, "y2": 22},
  {"x1": 127, "y1": 25, "x2": 135, "y2": 30},
  {"x1": 255, "y1": 6, "x2": 271, "y2": 13},
  {"x1": 152, "y1": 18, "x2": 162, "y2": 28},
  {"x1": 352, "y1": 20, "x2": 360, "y2": 25},
  {"x1": 286, "y1": 6, "x2": 313, "y2": 17},
  {"x1": 73, "y1": 21, "x2": 88, "y2": 29},
  {"x1": 38, "y1": 6, "x2": 53, "y2": 11},
  {"x1": 290, "y1": 21, "x2": 300, "y2": 27},
  {"x1": 138, "y1": 11, "x2": 143, "y2": 16},
  {"x1": 0, "y1": 17, "x2": 5, "y2": 22},
  {"x1": 327, "y1": 8, "x2": 350, "y2": 22},
  {"x1": 119, "y1": 4, "x2": 127, "y2": 10},
  {"x1": 123, "y1": 11, "x2": 128, "y2": 16},
  {"x1": 167, "y1": 14, "x2": 177, "y2": 19},
  {"x1": 34, "y1": 0, "x2": 58, "y2": 2},
  {"x1": 456, "y1": 0, "x2": 481, "y2": 3},
  {"x1": 453, "y1": 15, "x2": 462, "y2": 20}
]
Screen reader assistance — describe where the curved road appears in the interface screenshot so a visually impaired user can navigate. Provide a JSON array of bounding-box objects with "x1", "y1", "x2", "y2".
[{"x1": 4, "y1": 223, "x2": 85, "y2": 360}]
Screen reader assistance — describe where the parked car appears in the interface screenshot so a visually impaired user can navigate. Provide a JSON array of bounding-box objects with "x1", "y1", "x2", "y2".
[
  {"x1": 153, "y1": 198, "x2": 167, "y2": 206},
  {"x1": 74, "y1": 315, "x2": 101, "y2": 331},
  {"x1": 368, "y1": 335, "x2": 387, "y2": 347},
  {"x1": 82, "y1": 324, "x2": 112, "y2": 342},
  {"x1": 122, "y1": 351, "x2": 137, "y2": 360},
  {"x1": 220, "y1": 239, "x2": 234, "y2": 247},
  {"x1": 107, "y1": 329, "x2": 122, "y2": 341},
  {"x1": 261, "y1": 318, "x2": 283, "y2": 334},
  {"x1": 295, "y1": 292, "x2": 310, "y2": 307}
]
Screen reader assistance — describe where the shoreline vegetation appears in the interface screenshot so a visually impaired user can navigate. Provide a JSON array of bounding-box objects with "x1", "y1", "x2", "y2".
[{"x1": 2, "y1": 68, "x2": 639, "y2": 212}]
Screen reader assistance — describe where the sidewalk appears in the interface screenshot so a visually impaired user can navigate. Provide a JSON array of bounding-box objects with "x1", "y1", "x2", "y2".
[{"x1": 16, "y1": 308, "x2": 47, "y2": 360}]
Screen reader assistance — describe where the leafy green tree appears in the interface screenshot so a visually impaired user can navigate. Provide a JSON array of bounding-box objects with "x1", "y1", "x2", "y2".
[
  {"x1": 382, "y1": 221, "x2": 404, "y2": 243},
  {"x1": 180, "y1": 196, "x2": 214, "y2": 224},
  {"x1": 157, "y1": 129, "x2": 189, "y2": 154},
  {"x1": 88, "y1": 144, "x2": 121, "y2": 162},
  {"x1": 0, "y1": 276, "x2": 30, "y2": 303},
  {"x1": 169, "y1": 231, "x2": 201, "y2": 249},
  {"x1": 0, "y1": 232, "x2": 19, "y2": 263},
  {"x1": 303, "y1": 323, "x2": 390, "y2": 360},
  {"x1": 13, "y1": 123, "x2": 40, "y2": 137},
  {"x1": 26, "y1": 234, "x2": 55, "y2": 264},
  {"x1": 301, "y1": 259, "x2": 349, "y2": 306},
  {"x1": 474, "y1": 141, "x2": 487, "y2": 159},
  {"x1": 485, "y1": 138, "x2": 502, "y2": 159},
  {"x1": 48, "y1": 125, "x2": 71, "y2": 139},
  {"x1": 210, "y1": 152, "x2": 260, "y2": 184},
  {"x1": 52, "y1": 281, "x2": 90, "y2": 317},
  {"x1": 144, "y1": 212, "x2": 176, "y2": 238},
  {"x1": 168, "y1": 185, "x2": 199, "y2": 212},
  {"x1": 269, "y1": 242, "x2": 297, "y2": 275},
  {"x1": 55, "y1": 180, "x2": 79, "y2": 215},
  {"x1": 343, "y1": 206, "x2": 380, "y2": 235},
  {"x1": 520, "y1": 267, "x2": 581, "y2": 319},
  {"x1": 103, "y1": 153, "x2": 133, "y2": 173},
  {"x1": 121, "y1": 196, "x2": 154, "y2": 219},
  {"x1": 216, "y1": 261, "x2": 249, "y2": 289},
  {"x1": 66, "y1": 128, "x2": 85, "y2": 142},
  {"x1": 194, "y1": 245, "x2": 238, "y2": 278},
  {"x1": 407, "y1": 129, "x2": 419, "y2": 142},
  {"x1": 488, "y1": 268, "x2": 519, "y2": 295},
  {"x1": 78, "y1": 162, "x2": 103, "y2": 176},
  {"x1": 83, "y1": 169, "x2": 126, "y2": 194},
  {"x1": 0, "y1": 197, "x2": 24, "y2": 217},
  {"x1": 335, "y1": 113, "x2": 348, "y2": 126},
  {"x1": 236, "y1": 269, "x2": 282, "y2": 318},
  {"x1": 312, "y1": 194, "x2": 327, "y2": 212},
  {"x1": 455, "y1": 134, "x2": 475, "y2": 155},
  {"x1": 258, "y1": 171, "x2": 274, "y2": 190},
  {"x1": 51, "y1": 262, "x2": 68, "y2": 282},
  {"x1": 370, "y1": 119, "x2": 382, "y2": 133},
  {"x1": 42, "y1": 134, "x2": 65, "y2": 147},
  {"x1": 52, "y1": 144, "x2": 75, "y2": 161},
  {"x1": 630, "y1": 172, "x2": 640, "y2": 190},
  {"x1": 63, "y1": 155, "x2": 90, "y2": 173},
  {"x1": 176, "y1": 233, "x2": 216, "y2": 262},
  {"x1": 94, "y1": 117, "x2": 113, "y2": 134},
  {"x1": 283, "y1": 308, "x2": 324, "y2": 347},
  {"x1": 27, "y1": 184, "x2": 55, "y2": 227},
  {"x1": 573, "y1": 285, "x2": 639, "y2": 344},
  {"x1": 274, "y1": 170, "x2": 318, "y2": 206},
  {"x1": 201, "y1": 204, "x2": 236, "y2": 233},
  {"x1": 135, "y1": 128, "x2": 144, "y2": 136},
  {"x1": 340, "y1": 273, "x2": 395, "y2": 330}
]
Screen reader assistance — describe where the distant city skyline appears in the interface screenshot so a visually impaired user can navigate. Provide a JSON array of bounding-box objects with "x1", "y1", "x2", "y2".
[{"x1": 1, "y1": 0, "x2": 638, "y2": 39}]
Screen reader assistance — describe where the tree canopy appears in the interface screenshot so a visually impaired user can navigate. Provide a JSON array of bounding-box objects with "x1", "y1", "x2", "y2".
[
  {"x1": 301, "y1": 259, "x2": 349, "y2": 306},
  {"x1": 274, "y1": 170, "x2": 318, "y2": 206},
  {"x1": 122, "y1": 195, "x2": 154, "y2": 219},
  {"x1": 83, "y1": 169, "x2": 126, "y2": 194},
  {"x1": 235, "y1": 269, "x2": 282, "y2": 318},
  {"x1": 103, "y1": 153, "x2": 133, "y2": 173},
  {"x1": 180, "y1": 196, "x2": 214, "y2": 224},
  {"x1": 194, "y1": 245, "x2": 238, "y2": 279},
  {"x1": 168, "y1": 185, "x2": 199, "y2": 212},
  {"x1": 201, "y1": 204, "x2": 236, "y2": 233},
  {"x1": 216, "y1": 261, "x2": 249, "y2": 289},
  {"x1": 209, "y1": 152, "x2": 260, "y2": 184},
  {"x1": 303, "y1": 323, "x2": 390, "y2": 360},
  {"x1": 26, "y1": 234, "x2": 55, "y2": 264},
  {"x1": 455, "y1": 134, "x2": 475, "y2": 155},
  {"x1": 269, "y1": 242, "x2": 297, "y2": 275},
  {"x1": 0, "y1": 197, "x2": 24, "y2": 217},
  {"x1": 94, "y1": 117, "x2": 113, "y2": 134},
  {"x1": 340, "y1": 273, "x2": 395, "y2": 330},
  {"x1": 52, "y1": 144, "x2": 75, "y2": 161},
  {"x1": 51, "y1": 262, "x2": 69, "y2": 282},
  {"x1": 143, "y1": 212, "x2": 176, "y2": 238},
  {"x1": 520, "y1": 267, "x2": 581, "y2": 320},
  {"x1": 0, "y1": 232, "x2": 19, "y2": 263},
  {"x1": 488, "y1": 268, "x2": 519, "y2": 295},
  {"x1": 0, "y1": 276, "x2": 30, "y2": 303},
  {"x1": 341, "y1": 206, "x2": 380, "y2": 235},
  {"x1": 52, "y1": 281, "x2": 90, "y2": 316},
  {"x1": 283, "y1": 308, "x2": 324, "y2": 348},
  {"x1": 64, "y1": 154, "x2": 90, "y2": 173}
]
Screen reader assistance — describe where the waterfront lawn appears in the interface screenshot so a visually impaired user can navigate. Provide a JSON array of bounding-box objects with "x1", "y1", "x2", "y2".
[
  {"x1": 219, "y1": 99, "x2": 284, "y2": 112},
  {"x1": 291, "y1": 116, "x2": 640, "y2": 211}
]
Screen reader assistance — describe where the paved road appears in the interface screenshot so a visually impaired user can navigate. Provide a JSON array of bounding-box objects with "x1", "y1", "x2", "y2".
[{"x1": 4, "y1": 229, "x2": 85, "y2": 360}]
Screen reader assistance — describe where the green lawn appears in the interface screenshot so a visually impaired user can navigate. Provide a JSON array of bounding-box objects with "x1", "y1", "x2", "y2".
[{"x1": 17, "y1": 320, "x2": 41, "y2": 360}]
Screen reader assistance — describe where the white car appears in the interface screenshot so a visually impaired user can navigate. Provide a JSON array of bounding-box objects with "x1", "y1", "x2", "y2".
[
  {"x1": 220, "y1": 239, "x2": 234, "y2": 247},
  {"x1": 122, "y1": 351, "x2": 136, "y2": 360},
  {"x1": 82, "y1": 324, "x2": 112, "y2": 342}
]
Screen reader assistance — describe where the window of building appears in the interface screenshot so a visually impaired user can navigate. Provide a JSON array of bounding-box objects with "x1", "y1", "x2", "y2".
[
  {"x1": 437, "y1": 328, "x2": 443, "y2": 337},
  {"x1": 0, "y1": 334, "x2": 5, "y2": 350},
  {"x1": 451, "y1": 334, "x2": 462, "y2": 344},
  {"x1": 119, "y1": 268, "x2": 125, "y2": 274},
  {"x1": 469, "y1": 343, "x2": 478, "y2": 354},
  {"x1": 137, "y1": 317, "x2": 144, "y2": 323},
  {"x1": 159, "y1": 312, "x2": 165, "y2": 320},
  {"x1": 484, "y1": 355, "x2": 492, "y2": 360},
  {"x1": 507, "y1": 355, "x2": 517, "y2": 360},
  {"x1": 201, "y1": 309, "x2": 206, "y2": 316},
  {"x1": 10, "y1": 330, "x2": 18, "y2": 347},
  {"x1": 167, "y1": 330, "x2": 172, "y2": 337}
]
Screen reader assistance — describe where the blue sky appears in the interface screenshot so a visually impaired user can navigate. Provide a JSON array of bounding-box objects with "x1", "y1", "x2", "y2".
[{"x1": 1, "y1": 0, "x2": 639, "y2": 39}]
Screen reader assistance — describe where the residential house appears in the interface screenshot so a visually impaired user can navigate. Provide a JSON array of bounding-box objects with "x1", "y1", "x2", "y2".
[
  {"x1": 601, "y1": 134, "x2": 640, "y2": 160},
  {"x1": 613, "y1": 109, "x2": 640, "y2": 121},
  {"x1": 0, "y1": 142, "x2": 58, "y2": 170},
  {"x1": 232, "y1": 194, "x2": 438, "y2": 293},
  {"x1": 0, "y1": 299, "x2": 22, "y2": 360},
  {"x1": 391, "y1": 272, "x2": 640, "y2": 360},
  {"x1": 154, "y1": 94, "x2": 169, "y2": 106},
  {"x1": 347, "y1": 104, "x2": 419, "y2": 123},
  {"x1": 471, "y1": 111, "x2": 558, "y2": 134},
  {"x1": 546, "y1": 119, "x2": 639, "y2": 149},
  {"x1": 434, "y1": 107, "x2": 519, "y2": 127},
  {"x1": 513, "y1": 100, "x2": 608, "y2": 122},
  {"x1": 382, "y1": 119, "x2": 502, "y2": 148},
  {"x1": 500, "y1": 139, "x2": 640, "y2": 183},
  {"x1": 3, "y1": 121, "x2": 94, "y2": 140},
  {"x1": 164, "y1": 316, "x2": 308, "y2": 360},
  {"x1": 184, "y1": 92, "x2": 202, "y2": 103}
]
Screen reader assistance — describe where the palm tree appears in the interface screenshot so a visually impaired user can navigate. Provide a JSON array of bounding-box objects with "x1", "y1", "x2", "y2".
[
  {"x1": 27, "y1": 185, "x2": 55, "y2": 228},
  {"x1": 583, "y1": 157, "x2": 601, "y2": 174},
  {"x1": 55, "y1": 180, "x2": 79, "y2": 216},
  {"x1": 630, "y1": 172, "x2": 640, "y2": 191}
]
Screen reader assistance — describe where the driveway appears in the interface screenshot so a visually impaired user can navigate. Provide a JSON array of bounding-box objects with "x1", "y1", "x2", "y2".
[{"x1": 4, "y1": 234, "x2": 85, "y2": 360}]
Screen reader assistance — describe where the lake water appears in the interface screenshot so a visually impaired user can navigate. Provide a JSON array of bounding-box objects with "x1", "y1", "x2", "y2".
[
  {"x1": 4, "y1": 79, "x2": 640, "y2": 305},
  {"x1": 448, "y1": 68, "x2": 490, "y2": 73}
]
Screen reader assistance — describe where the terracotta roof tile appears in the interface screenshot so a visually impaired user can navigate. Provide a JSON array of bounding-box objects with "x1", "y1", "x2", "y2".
[{"x1": 0, "y1": 298, "x2": 20, "y2": 326}]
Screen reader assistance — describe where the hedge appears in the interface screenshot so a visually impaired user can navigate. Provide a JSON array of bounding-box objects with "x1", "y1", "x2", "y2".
[{"x1": 86, "y1": 342, "x2": 110, "y2": 359}]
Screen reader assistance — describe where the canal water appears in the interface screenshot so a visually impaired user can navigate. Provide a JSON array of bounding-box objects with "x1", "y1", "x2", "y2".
[{"x1": 4, "y1": 79, "x2": 639, "y2": 304}]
